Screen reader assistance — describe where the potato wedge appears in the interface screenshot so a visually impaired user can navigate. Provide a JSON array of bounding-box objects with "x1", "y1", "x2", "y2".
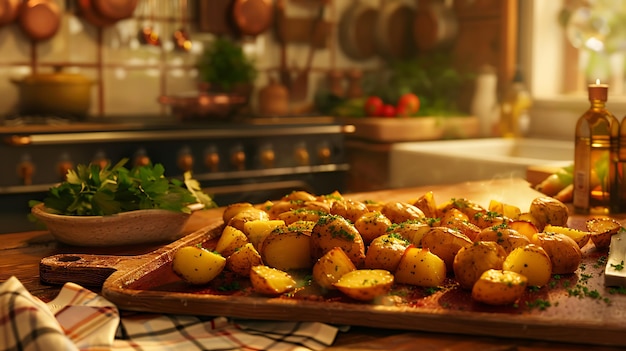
[
  {"x1": 544, "y1": 224, "x2": 590, "y2": 249},
  {"x1": 509, "y1": 220, "x2": 539, "y2": 241},
  {"x1": 421, "y1": 226, "x2": 473, "y2": 271},
  {"x1": 243, "y1": 219, "x2": 286, "y2": 250},
  {"x1": 471, "y1": 269, "x2": 528, "y2": 305},
  {"x1": 452, "y1": 241, "x2": 507, "y2": 290},
  {"x1": 331, "y1": 199, "x2": 370, "y2": 223},
  {"x1": 261, "y1": 229, "x2": 312, "y2": 271},
  {"x1": 172, "y1": 246, "x2": 226, "y2": 285},
  {"x1": 311, "y1": 214, "x2": 366, "y2": 267},
  {"x1": 364, "y1": 234, "x2": 410, "y2": 271},
  {"x1": 222, "y1": 202, "x2": 254, "y2": 223},
  {"x1": 440, "y1": 217, "x2": 481, "y2": 242},
  {"x1": 531, "y1": 232, "x2": 581, "y2": 274},
  {"x1": 503, "y1": 244, "x2": 552, "y2": 287},
  {"x1": 355, "y1": 211, "x2": 393, "y2": 244},
  {"x1": 395, "y1": 247, "x2": 446, "y2": 287},
  {"x1": 388, "y1": 220, "x2": 431, "y2": 247},
  {"x1": 226, "y1": 242, "x2": 262, "y2": 277},
  {"x1": 228, "y1": 207, "x2": 270, "y2": 232},
  {"x1": 334, "y1": 269, "x2": 394, "y2": 301},
  {"x1": 250, "y1": 265, "x2": 296, "y2": 295},
  {"x1": 412, "y1": 191, "x2": 438, "y2": 218},
  {"x1": 488, "y1": 199, "x2": 521, "y2": 220},
  {"x1": 215, "y1": 225, "x2": 249, "y2": 257},
  {"x1": 312, "y1": 247, "x2": 357, "y2": 290}
]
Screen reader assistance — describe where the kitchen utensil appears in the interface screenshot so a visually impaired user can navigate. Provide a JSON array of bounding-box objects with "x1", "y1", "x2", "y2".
[
  {"x1": 31, "y1": 203, "x2": 194, "y2": 247},
  {"x1": 0, "y1": 0, "x2": 20, "y2": 26},
  {"x1": 11, "y1": 69, "x2": 94, "y2": 117},
  {"x1": 158, "y1": 90, "x2": 248, "y2": 120},
  {"x1": 374, "y1": 0, "x2": 416, "y2": 60},
  {"x1": 173, "y1": 0, "x2": 191, "y2": 52},
  {"x1": 92, "y1": 0, "x2": 137, "y2": 21},
  {"x1": 290, "y1": 1, "x2": 328, "y2": 102},
  {"x1": 275, "y1": 0, "x2": 291, "y2": 90},
  {"x1": 197, "y1": 0, "x2": 236, "y2": 36},
  {"x1": 232, "y1": 0, "x2": 273, "y2": 37},
  {"x1": 257, "y1": 76, "x2": 289, "y2": 116},
  {"x1": 414, "y1": 0, "x2": 458, "y2": 52},
  {"x1": 338, "y1": 1, "x2": 377, "y2": 60},
  {"x1": 138, "y1": 0, "x2": 160, "y2": 46},
  {"x1": 77, "y1": 0, "x2": 116, "y2": 27},
  {"x1": 18, "y1": 0, "x2": 60, "y2": 41}
]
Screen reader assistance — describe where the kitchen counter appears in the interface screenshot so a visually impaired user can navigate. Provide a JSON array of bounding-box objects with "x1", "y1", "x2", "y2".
[{"x1": 1, "y1": 178, "x2": 625, "y2": 350}]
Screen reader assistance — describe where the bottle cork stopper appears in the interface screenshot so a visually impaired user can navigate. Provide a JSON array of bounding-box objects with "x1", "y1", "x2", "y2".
[{"x1": 588, "y1": 82, "x2": 608, "y2": 101}]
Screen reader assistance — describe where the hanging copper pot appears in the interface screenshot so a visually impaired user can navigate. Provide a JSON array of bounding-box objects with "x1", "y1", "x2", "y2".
[
  {"x1": 18, "y1": 0, "x2": 61, "y2": 41},
  {"x1": 0, "y1": 0, "x2": 20, "y2": 26}
]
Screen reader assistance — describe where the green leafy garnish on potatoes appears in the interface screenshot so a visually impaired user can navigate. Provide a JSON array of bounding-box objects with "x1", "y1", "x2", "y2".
[{"x1": 29, "y1": 158, "x2": 216, "y2": 216}]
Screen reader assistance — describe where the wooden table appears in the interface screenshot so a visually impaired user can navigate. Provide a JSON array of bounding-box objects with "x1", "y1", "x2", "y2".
[{"x1": 1, "y1": 178, "x2": 624, "y2": 350}]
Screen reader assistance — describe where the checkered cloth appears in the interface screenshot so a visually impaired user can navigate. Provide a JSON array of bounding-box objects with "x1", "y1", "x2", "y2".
[{"x1": 0, "y1": 276, "x2": 341, "y2": 351}]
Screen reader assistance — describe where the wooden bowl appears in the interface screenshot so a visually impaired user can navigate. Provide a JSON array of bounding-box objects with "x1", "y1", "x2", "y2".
[{"x1": 31, "y1": 203, "x2": 192, "y2": 247}]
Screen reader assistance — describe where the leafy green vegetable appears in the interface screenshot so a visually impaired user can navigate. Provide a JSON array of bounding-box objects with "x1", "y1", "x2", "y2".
[{"x1": 29, "y1": 159, "x2": 217, "y2": 216}]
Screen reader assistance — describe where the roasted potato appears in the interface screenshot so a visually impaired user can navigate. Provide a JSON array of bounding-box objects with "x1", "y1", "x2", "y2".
[
  {"x1": 544, "y1": 224, "x2": 590, "y2": 249},
  {"x1": 364, "y1": 234, "x2": 410, "y2": 272},
  {"x1": 440, "y1": 217, "x2": 481, "y2": 242},
  {"x1": 440, "y1": 208, "x2": 469, "y2": 224},
  {"x1": 261, "y1": 228, "x2": 312, "y2": 271},
  {"x1": 411, "y1": 191, "x2": 438, "y2": 218},
  {"x1": 172, "y1": 246, "x2": 226, "y2": 285},
  {"x1": 331, "y1": 199, "x2": 370, "y2": 223},
  {"x1": 243, "y1": 219, "x2": 286, "y2": 250},
  {"x1": 438, "y1": 198, "x2": 485, "y2": 221},
  {"x1": 311, "y1": 214, "x2": 366, "y2": 267},
  {"x1": 421, "y1": 226, "x2": 473, "y2": 271},
  {"x1": 228, "y1": 207, "x2": 270, "y2": 232},
  {"x1": 529, "y1": 196, "x2": 569, "y2": 231},
  {"x1": 388, "y1": 220, "x2": 431, "y2": 247},
  {"x1": 452, "y1": 241, "x2": 507, "y2": 290},
  {"x1": 488, "y1": 199, "x2": 522, "y2": 220},
  {"x1": 586, "y1": 217, "x2": 623, "y2": 249},
  {"x1": 281, "y1": 190, "x2": 317, "y2": 202},
  {"x1": 312, "y1": 247, "x2": 357, "y2": 290},
  {"x1": 226, "y1": 242, "x2": 263, "y2": 277},
  {"x1": 531, "y1": 232, "x2": 581, "y2": 274},
  {"x1": 215, "y1": 225, "x2": 249, "y2": 257},
  {"x1": 334, "y1": 269, "x2": 394, "y2": 301},
  {"x1": 222, "y1": 202, "x2": 254, "y2": 223},
  {"x1": 509, "y1": 220, "x2": 539, "y2": 241},
  {"x1": 395, "y1": 247, "x2": 447, "y2": 287},
  {"x1": 354, "y1": 211, "x2": 393, "y2": 244},
  {"x1": 470, "y1": 210, "x2": 509, "y2": 229},
  {"x1": 267, "y1": 200, "x2": 307, "y2": 219},
  {"x1": 474, "y1": 226, "x2": 530, "y2": 254},
  {"x1": 278, "y1": 208, "x2": 326, "y2": 225},
  {"x1": 471, "y1": 269, "x2": 528, "y2": 305},
  {"x1": 250, "y1": 265, "x2": 296, "y2": 295},
  {"x1": 381, "y1": 201, "x2": 425, "y2": 223},
  {"x1": 502, "y1": 244, "x2": 552, "y2": 287}
]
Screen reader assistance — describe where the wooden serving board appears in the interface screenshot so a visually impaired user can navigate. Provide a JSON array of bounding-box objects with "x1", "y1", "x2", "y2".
[
  {"x1": 39, "y1": 179, "x2": 626, "y2": 347},
  {"x1": 344, "y1": 116, "x2": 479, "y2": 142}
]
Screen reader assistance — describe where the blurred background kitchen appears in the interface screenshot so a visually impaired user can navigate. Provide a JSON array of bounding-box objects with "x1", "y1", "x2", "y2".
[{"x1": 0, "y1": 0, "x2": 621, "y2": 233}]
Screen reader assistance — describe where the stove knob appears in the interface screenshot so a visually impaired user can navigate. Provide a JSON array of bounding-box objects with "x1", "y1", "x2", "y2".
[
  {"x1": 17, "y1": 154, "x2": 35, "y2": 186},
  {"x1": 317, "y1": 142, "x2": 331, "y2": 164},
  {"x1": 177, "y1": 148, "x2": 194, "y2": 172},
  {"x1": 294, "y1": 143, "x2": 309, "y2": 166},
  {"x1": 230, "y1": 146, "x2": 246, "y2": 171},
  {"x1": 91, "y1": 151, "x2": 110, "y2": 169},
  {"x1": 204, "y1": 147, "x2": 220, "y2": 172},
  {"x1": 260, "y1": 144, "x2": 275, "y2": 168},
  {"x1": 134, "y1": 148, "x2": 151, "y2": 167},
  {"x1": 57, "y1": 153, "x2": 74, "y2": 180}
]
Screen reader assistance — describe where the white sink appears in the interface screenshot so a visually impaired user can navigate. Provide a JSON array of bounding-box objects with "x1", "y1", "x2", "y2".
[{"x1": 389, "y1": 138, "x2": 573, "y2": 188}]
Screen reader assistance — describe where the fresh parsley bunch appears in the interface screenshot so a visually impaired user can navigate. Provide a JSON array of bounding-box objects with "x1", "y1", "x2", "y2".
[{"x1": 30, "y1": 158, "x2": 217, "y2": 216}]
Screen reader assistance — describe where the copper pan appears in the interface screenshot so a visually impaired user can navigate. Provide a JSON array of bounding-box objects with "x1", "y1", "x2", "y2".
[
  {"x1": 0, "y1": 0, "x2": 20, "y2": 26},
  {"x1": 78, "y1": 0, "x2": 116, "y2": 27},
  {"x1": 92, "y1": 0, "x2": 137, "y2": 21},
  {"x1": 232, "y1": 0, "x2": 273, "y2": 37},
  {"x1": 18, "y1": 0, "x2": 61, "y2": 41}
]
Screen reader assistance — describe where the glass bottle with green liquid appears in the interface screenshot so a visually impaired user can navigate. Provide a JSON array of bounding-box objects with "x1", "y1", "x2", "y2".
[{"x1": 573, "y1": 80, "x2": 620, "y2": 214}]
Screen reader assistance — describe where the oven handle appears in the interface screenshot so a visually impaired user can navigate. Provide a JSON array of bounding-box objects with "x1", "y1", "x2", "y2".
[{"x1": 203, "y1": 180, "x2": 314, "y2": 197}]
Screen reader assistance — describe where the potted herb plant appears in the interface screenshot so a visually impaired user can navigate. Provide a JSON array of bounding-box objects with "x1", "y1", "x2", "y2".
[{"x1": 197, "y1": 37, "x2": 257, "y2": 96}]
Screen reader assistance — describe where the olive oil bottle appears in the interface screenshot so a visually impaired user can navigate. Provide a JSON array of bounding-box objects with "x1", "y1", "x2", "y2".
[{"x1": 573, "y1": 81, "x2": 620, "y2": 214}]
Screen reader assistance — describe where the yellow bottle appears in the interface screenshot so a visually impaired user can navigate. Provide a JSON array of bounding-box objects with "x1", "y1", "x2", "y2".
[
  {"x1": 573, "y1": 81, "x2": 619, "y2": 214},
  {"x1": 500, "y1": 70, "x2": 532, "y2": 138}
]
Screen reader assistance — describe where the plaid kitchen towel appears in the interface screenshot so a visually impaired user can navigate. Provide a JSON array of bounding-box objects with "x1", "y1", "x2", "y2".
[{"x1": 0, "y1": 276, "x2": 341, "y2": 351}]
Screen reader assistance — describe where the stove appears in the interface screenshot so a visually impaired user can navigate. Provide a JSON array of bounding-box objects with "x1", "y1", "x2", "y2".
[{"x1": 0, "y1": 115, "x2": 353, "y2": 234}]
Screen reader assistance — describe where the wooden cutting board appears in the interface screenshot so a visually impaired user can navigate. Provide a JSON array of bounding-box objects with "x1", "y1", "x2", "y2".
[
  {"x1": 344, "y1": 116, "x2": 479, "y2": 142},
  {"x1": 39, "y1": 178, "x2": 626, "y2": 347}
]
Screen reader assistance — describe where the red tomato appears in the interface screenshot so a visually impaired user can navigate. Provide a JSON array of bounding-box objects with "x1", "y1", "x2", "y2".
[
  {"x1": 396, "y1": 93, "x2": 420, "y2": 117},
  {"x1": 364, "y1": 96, "x2": 384, "y2": 117},
  {"x1": 381, "y1": 104, "x2": 397, "y2": 118}
]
